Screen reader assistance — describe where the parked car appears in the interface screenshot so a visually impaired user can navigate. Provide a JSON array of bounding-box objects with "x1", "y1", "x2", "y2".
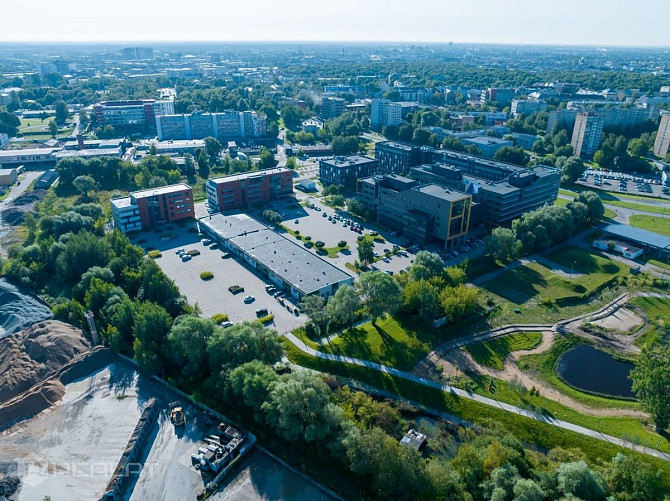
[
  {"x1": 243, "y1": 295, "x2": 256, "y2": 304},
  {"x1": 221, "y1": 252, "x2": 231, "y2": 259},
  {"x1": 256, "y1": 308, "x2": 269, "y2": 317},
  {"x1": 181, "y1": 255, "x2": 191, "y2": 262},
  {"x1": 220, "y1": 321, "x2": 233, "y2": 328}
]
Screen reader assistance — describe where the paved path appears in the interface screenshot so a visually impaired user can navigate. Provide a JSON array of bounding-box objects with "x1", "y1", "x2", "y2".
[{"x1": 284, "y1": 291, "x2": 670, "y2": 463}]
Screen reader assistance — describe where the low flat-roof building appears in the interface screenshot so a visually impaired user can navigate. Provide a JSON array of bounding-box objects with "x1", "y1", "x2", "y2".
[
  {"x1": 111, "y1": 183, "x2": 194, "y2": 233},
  {"x1": 601, "y1": 224, "x2": 670, "y2": 260},
  {"x1": 593, "y1": 239, "x2": 643, "y2": 260},
  {"x1": 0, "y1": 167, "x2": 18, "y2": 186},
  {"x1": 199, "y1": 213, "x2": 353, "y2": 299},
  {"x1": 0, "y1": 148, "x2": 59, "y2": 169},
  {"x1": 206, "y1": 168, "x2": 293, "y2": 211},
  {"x1": 460, "y1": 136, "x2": 514, "y2": 157},
  {"x1": 318, "y1": 155, "x2": 378, "y2": 188}
]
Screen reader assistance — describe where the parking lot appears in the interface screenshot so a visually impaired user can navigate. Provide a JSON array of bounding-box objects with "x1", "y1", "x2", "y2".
[
  {"x1": 577, "y1": 170, "x2": 669, "y2": 198},
  {"x1": 133, "y1": 224, "x2": 306, "y2": 334}
]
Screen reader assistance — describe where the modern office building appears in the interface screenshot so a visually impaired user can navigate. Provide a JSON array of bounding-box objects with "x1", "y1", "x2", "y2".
[
  {"x1": 110, "y1": 183, "x2": 194, "y2": 233},
  {"x1": 370, "y1": 99, "x2": 402, "y2": 130},
  {"x1": 654, "y1": 112, "x2": 670, "y2": 158},
  {"x1": 206, "y1": 168, "x2": 293, "y2": 211},
  {"x1": 481, "y1": 88, "x2": 516, "y2": 105},
  {"x1": 460, "y1": 136, "x2": 514, "y2": 157},
  {"x1": 318, "y1": 155, "x2": 378, "y2": 188},
  {"x1": 156, "y1": 111, "x2": 266, "y2": 141},
  {"x1": 571, "y1": 112, "x2": 604, "y2": 158},
  {"x1": 199, "y1": 213, "x2": 353, "y2": 299},
  {"x1": 374, "y1": 141, "x2": 421, "y2": 174},
  {"x1": 358, "y1": 175, "x2": 471, "y2": 247},
  {"x1": 94, "y1": 99, "x2": 174, "y2": 130},
  {"x1": 321, "y1": 96, "x2": 346, "y2": 120},
  {"x1": 510, "y1": 99, "x2": 548, "y2": 117}
]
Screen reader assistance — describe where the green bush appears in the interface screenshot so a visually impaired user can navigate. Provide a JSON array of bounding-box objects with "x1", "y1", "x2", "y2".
[
  {"x1": 357, "y1": 235, "x2": 365, "y2": 241},
  {"x1": 200, "y1": 271, "x2": 214, "y2": 280},
  {"x1": 296, "y1": 235, "x2": 303, "y2": 240},
  {"x1": 304, "y1": 242, "x2": 314, "y2": 248},
  {"x1": 212, "y1": 313, "x2": 229, "y2": 323},
  {"x1": 315, "y1": 241, "x2": 325, "y2": 248},
  {"x1": 304, "y1": 236, "x2": 312, "y2": 241},
  {"x1": 147, "y1": 250, "x2": 162, "y2": 259},
  {"x1": 338, "y1": 240, "x2": 347, "y2": 247},
  {"x1": 258, "y1": 314, "x2": 274, "y2": 324}
]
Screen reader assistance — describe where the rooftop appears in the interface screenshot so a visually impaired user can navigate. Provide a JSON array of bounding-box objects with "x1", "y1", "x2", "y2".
[
  {"x1": 199, "y1": 213, "x2": 353, "y2": 296},
  {"x1": 208, "y1": 167, "x2": 291, "y2": 184},
  {"x1": 0, "y1": 148, "x2": 59, "y2": 157},
  {"x1": 320, "y1": 155, "x2": 377, "y2": 168},
  {"x1": 377, "y1": 141, "x2": 417, "y2": 152},
  {"x1": 462, "y1": 136, "x2": 512, "y2": 145},
  {"x1": 603, "y1": 223, "x2": 670, "y2": 250},
  {"x1": 130, "y1": 183, "x2": 191, "y2": 199},
  {"x1": 414, "y1": 183, "x2": 471, "y2": 202}
]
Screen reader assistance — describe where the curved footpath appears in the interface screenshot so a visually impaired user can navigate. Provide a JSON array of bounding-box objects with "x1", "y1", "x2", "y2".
[{"x1": 283, "y1": 291, "x2": 670, "y2": 463}]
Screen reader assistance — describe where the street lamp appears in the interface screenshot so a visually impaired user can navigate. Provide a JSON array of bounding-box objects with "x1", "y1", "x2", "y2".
[{"x1": 569, "y1": 259, "x2": 577, "y2": 279}]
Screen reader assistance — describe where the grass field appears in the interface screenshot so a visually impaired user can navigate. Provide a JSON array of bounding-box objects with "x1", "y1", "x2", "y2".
[
  {"x1": 630, "y1": 296, "x2": 670, "y2": 347},
  {"x1": 629, "y1": 214, "x2": 670, "y2": 236},
  {"x1": 560, "y1": 186, "x2": 670, "y2": 216},
  {"x1": 17, "y1": 117, "x2": 74, "y2": 139},
  {"x1": 282, "y1": 339, "x2": 670, "y2": 485},
  {"x1": 464, "y1": 331, "x2": 543, "y2": 370}
]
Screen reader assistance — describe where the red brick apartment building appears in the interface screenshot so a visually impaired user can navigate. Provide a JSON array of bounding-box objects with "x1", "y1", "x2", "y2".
[{"x1": 205, "y1": 168, "x2": 293, "y2": 211}]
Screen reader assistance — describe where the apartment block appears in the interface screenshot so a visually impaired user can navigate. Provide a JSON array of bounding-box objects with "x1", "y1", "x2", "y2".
[
  {"x1": 111, "y1": 183, "x2": 194, "y2": 233},
  {"x1": 319, "y1": 155, "x2": 378, "y2": 188},
  {"x1": 653, "y1": 112, "x2": 670, "y2": 158},
  {"x1": 156, "y1": 111, "x2": 266, "y2": 141},
  {"x1": 571, "y1": 112, "x2": 604, "y2": 158},
  {"x1": 374, "y1": 141, "x2": 421, "y2": 174},
  {"x1": 205, "y1": 168, "x2": 293, "y2": 211},
  {"x1": 370, "y1": 99, "x2": 402, "y2": 130},
  {"x1": 358, "y1": 175, "x2": 471, "y2": 247},
  {"x1": 481, "y1": 88, "x2": 516, "y2": 105},
  {"x1": 321, "y1": 96, "x2": 346, "y2": 120},
  {"x1": 510, "y1": 99, "x2": 548, "y2": 117},
  {"x1": 94, "y1": 100, "x2": 174, "y2": 129}
]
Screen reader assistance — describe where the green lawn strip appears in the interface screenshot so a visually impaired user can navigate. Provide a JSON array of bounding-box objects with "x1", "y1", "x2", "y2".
[
  {"x1": 543, "y1": 245, "x2": 627, "y2": 276},
  {"x1": 561, "y1": 185, "x2": 670, "y2": 215},
  {"x1": 517, "y1": 335, "x2": 639, "y2": 411},
  {"x1": 630, "y1": 296, "x2": 670, "y2": 348},
  {"x1": 466, "y1": 254, "x2": 505, "y2": 279},
  {"x1": 465, "y1": 373, "x2": 670, "y2": 455},
  {"x1": 464, "y1": 331, "x2": 542, "y2": 370},
  {"x1": 606, "y1": 199, "x2": 670, "y2": 216},
  {"x1": 647, "y1": 259, "x2": 670, "y2": 271},
  {"x1": 282, "y1": 339, "x2": 670, "y2": 484},
  {"x1": 629, "y1": 215, "x2": 670, "y2": 237}
]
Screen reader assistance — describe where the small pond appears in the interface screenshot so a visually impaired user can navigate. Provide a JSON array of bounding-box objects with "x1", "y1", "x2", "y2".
[{"x1": 557, "y1": 344, "x2": 635, "y2": 399}]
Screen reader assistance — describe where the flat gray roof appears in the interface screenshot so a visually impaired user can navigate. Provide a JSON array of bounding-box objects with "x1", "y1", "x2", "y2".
[
  {"x1": 414, "y1": 184, "x2": 470, "y2": 202},
  {"x1": 603, "y1": 223, "x2": 670, "y2": 250},
  {"x1": 199, "y1": 213, "x2": 353, "y2": 296},
  {"x1": 131, "y1": 183, "x2": 191, "y2": 199},
  {"x1": 209, "y1": 167, "x2": 290, "y2": 184},
  {"x1": 320, "y1": 155, "x2": 376, "y2": 168}
]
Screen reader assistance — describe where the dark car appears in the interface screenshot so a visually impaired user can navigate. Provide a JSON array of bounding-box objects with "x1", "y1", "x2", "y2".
[{"x1": 256, "y1": 308, "x2": 269, "y2": 317}]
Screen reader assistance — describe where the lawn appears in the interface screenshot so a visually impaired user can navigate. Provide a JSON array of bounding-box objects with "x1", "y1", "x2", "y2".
[
  {"x1": 629, "y1": 214, "x2": 670, "y2": 236},
  {"x1": 464, "y1": 331, "x2": 543, "y2": 370},
  {"x1": 560, "y1": 186, "x2": 670, "y2": 216},
  {"x1": 17, "y1": 117, "x2": 74, "y2": 139},
  {"x1": 630, "y1": 296, "x2": 670, "y2": 347},
  {"x1": 543, "y1": 245, "x2": 625, "y2": 276},
  {"x1": 282, "y1": 338, "x2": 670, "y2": 485}
]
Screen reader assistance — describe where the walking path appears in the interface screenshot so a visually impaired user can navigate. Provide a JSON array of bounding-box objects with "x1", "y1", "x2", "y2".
[{"x1": 284, "y1": 291, "x2": 670, "y2": 462}]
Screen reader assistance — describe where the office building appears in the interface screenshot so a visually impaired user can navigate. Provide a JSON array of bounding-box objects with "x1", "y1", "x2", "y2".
[
  {"x1": 481, "y1": 88, "x2": 516, "y2": 105},
  {"x1": 199, "y1": 213, "x2": 353, "y2": 299},
  {"x1": 460, "y1": 136, "x2": 514, "y2": 157},
  {"x1": 318, "y1": 155, "x2": 378, "y2": 188},
  {"x1": 571, "y1": 112, "x2": 604, "y2": 158},
  {"x1": 370, "y1": 99, "x2": 402, "y2": 130},
  {"x1": 94, "y1": 100, "x2": 174, "y2": 130},
  {"x1": 374, "y1": 141, "x2": 421, "y2": 174},
  {"x1": 358, "y1": 175, "x2": 471, "y2": 247},
  {"x1": 121, "y1": 47, "x2": 154, "y2": 60},
  {"x1": 410, "y1": 150, "x2": 561, "y2": 226},
  {"x1": 654, "y1": 112, "x2": 670, "y2": 158},
  {"x1": 111, "y1": 183, "x2": 194, "y2": 233},
  {"x1": 206, "y1": 168, "x2": 293, "y2": 211},
  {"x1": 156, "y1": 111, "x2": 266, "y2": 141},
  {"x1": 321, "y1": 96, "x2": 346, "y2": 120},
  {"x1": 510, "y1": 99, "x2": 548, "y2": 117}
]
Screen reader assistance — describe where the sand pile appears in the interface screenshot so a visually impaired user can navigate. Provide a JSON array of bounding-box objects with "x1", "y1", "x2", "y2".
[{"x1": 0, "y1": 320, "x2": 91, "y2": 404}]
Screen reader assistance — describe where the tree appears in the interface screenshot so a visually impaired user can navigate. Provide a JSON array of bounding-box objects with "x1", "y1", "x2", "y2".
[
  {"x1": 556, "y1": 461, "x2": 605, "y2": 500},
  {"x1": 331, "y1": 135, "x2": 359, "y2": 155},
  {"x1": 493, "y1": 146, "x2": 529, "y2": 166},
  {"x1": 439, "y1": 284, "x2": 478, "y2": 322},
  {"x1": 206, "y1": 321, "x2": 283, "y2": 374},
  {"x1": 56, "y1": 231, "x2": 111, "y2": 283},
  {"x1": 558, "y1": 156, "x2": 586, "y2": 184},
  {"x1": 346, "y1": 198, "x2": 366, "y2": 219},
  {"x1": 262, "y1": 209, "x2": 282, "y2": 226},
  {"x1": 48, "y1": 119, "x2": 58, "y2": 137},
  {"x1": 411, "y1": 251, "x2": 444, "y2": 278},
  {"x1": 198, "y1": 156, "x2": 210, "y2": 179},
  {"x1": 258, "y1": 147, "x2": 278, "y2": 168},
  {"x1": 630, "y1": 344, "x2": 670, "y2": 431},
  {"x1": 229, "y1": 360, "x2": 279, "y2": 413},
  {"x1": 280, "y1": 106, "x2": 302, "y2": 130},
  {"x1": 402, "y1": 279, "x2": 441, "y2": 320},
  {"x1": 357, "y1": 271, "x2": 402, "y2": 325},
  {"x1": 576, "y1": 191, "x2": 605, "y2": 224},
  {"x1": 132, "y1": 301, "x2": 173, "y2": 374},
  {"x1": 167, "y1": 316, "x2": 214, "y2": 381},
  {"x1": 300, "y1": 294, "x2": 328, "y2": 335},
  {"x1": 412, "y1": 128, "x2": 432, "y2": 146},
  {"x1": 262, "y1": 372, "x2": 342, "y2": 442},
  {"x1": 327, "y1": 284, "x2": 360, "y2": 329},
  {"x1": 72, "y1": 175, "x2": 97, "y2": 201},
  {"x1": 204, "y1": 136, "x2": 222, "y2": 161},
  {"x1": 54, "y1": 100, "x2": 68, "y2": 125},
  {"x1": 604, "y1": 453, "x2": 664, "y2": 501},
  {"x1": 513, "y1": 478, "x2": 544, "y2": 501},
  {"x1": 485, "y1": 227, "x2": 521, "y2": 262},
  {"x1": 0, "y1": 110, "x2": 20, "y2": 137},
  {"x1": 357, "y1": 238, "x2": 374, "y2": 266}
]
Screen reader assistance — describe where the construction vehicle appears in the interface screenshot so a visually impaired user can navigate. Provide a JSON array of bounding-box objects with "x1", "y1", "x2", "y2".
[{"x1": 170, "y1": 401, "x2": 185, "y2": 426}]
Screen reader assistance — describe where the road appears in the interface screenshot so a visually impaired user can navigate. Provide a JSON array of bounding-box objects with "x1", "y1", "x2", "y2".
[{"x1": 0, "y1": 170, "x2": 43, "y2": 206}]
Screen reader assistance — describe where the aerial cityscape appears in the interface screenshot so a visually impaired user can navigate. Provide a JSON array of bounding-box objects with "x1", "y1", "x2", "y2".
[{"x1": 0, "y1": 2, "x2": 670, "y2": 500}]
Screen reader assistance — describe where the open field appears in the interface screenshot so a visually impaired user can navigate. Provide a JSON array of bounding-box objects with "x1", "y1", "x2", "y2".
[
  {"x1": 630, "y1": 296, "x2": 670, "y2": 347},
  {"x1": 17, "y1": 117, "x2": 74, "y2": 139},
  {"x1": 464, "y1": 331, "x2": 542, "y2": 370},
  {"x1": 629, "y1": 214, "x2": 670, "y2": 236},
  {"x1": 560, "y1": 187, "x2": 670, "y2": 215}
]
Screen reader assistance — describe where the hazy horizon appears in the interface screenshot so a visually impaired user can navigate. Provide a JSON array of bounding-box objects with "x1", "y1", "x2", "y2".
[{"x1": 1, "y1": 0, "x2": 669, "y2": 47}]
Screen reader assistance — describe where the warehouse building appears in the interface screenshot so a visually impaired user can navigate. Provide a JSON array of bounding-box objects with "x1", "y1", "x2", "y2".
[
  {"x1": 199, "y1": 213, "x2": 354, "y2": 299},
  {"x1": 601, "y1": 224, "x2": 670, "y2": 260}
]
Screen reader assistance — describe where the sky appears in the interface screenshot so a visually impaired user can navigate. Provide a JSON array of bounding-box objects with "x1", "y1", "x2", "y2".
[{"x1": 1, "y1": 0, "x2": 668, "y2": 46}]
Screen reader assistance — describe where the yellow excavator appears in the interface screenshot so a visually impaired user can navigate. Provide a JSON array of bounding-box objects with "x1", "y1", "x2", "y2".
[{"x1": 170, "y1": 401, "x2": 185, "y2": 426}]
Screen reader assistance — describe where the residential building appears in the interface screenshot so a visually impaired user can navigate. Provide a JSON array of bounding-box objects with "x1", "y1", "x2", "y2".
[
  {"x1": 460, "y1": 136, "x2": 514, "y2": 157},
  {"x1": 510, "y1": 99, "x2": 548, "y2": 117},
  {"x1": 94, "y1": 99, "x2": 174, "y2": 130},
  {"x1": 393, "y1": 86, "x2": 430, "y2": 103},
  {"x1": 321, "y1": 96, "x2": 346, "y2": 119},
  {"x1": 571, "y1": 112, "x2": 604, "y2": 158},
  {"x1": 370, "y1": 99, "x2": 402, "y2": 130},
  {"x1": 155, "y1": 111, "x2": 266, "y2": 141},
  {"x1": 481, "y1": 88, "x2": 516, "y2": 105},
  {"x1": 318, "y1": 155, "x2": 378, "y2": 188},
  {"x1": 111, "y1": 183, "x2": 194, "y2": 233},
  {"x1": 199, "y1": 213, "x2": 353, "y2": 299},
  {"x1": 374, "y1": 141, "x2": 421, "y2": 174},
  {"x1": 206, "y1": 167, "x2": 293, "y2": 211},
  {"x1": 357, "y1": 175, "x2": 471, "y2": 247},
  {"x1": 654, "y1": 112, "x2": 670, "y2": 158},
  {"x1": 547, "y1": 110, "x2": 578, "y2": 135}
]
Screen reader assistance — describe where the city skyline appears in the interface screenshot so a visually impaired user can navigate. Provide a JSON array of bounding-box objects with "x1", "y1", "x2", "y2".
[{"x1": 1, "y1": 0, "x2": 669, "y2": 47}]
